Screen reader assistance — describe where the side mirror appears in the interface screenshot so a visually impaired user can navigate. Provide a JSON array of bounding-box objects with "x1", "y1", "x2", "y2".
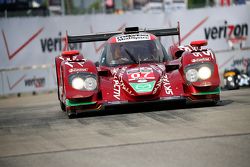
[
  {"x1": 98, "y1": 69, "x2": 111, "y2": 77},
  {"x1": 165, "y1": 60, "x2": 179, "y2": 72},
  {"x1": 168, "y1": 45, "x2": 184, "y2": 59},
  {"x1": 62, "y1": 50, "x2": 79, "y2": 59},
  {"x1": 95, "y1": 62, "x2": 100, "y2": 67}
]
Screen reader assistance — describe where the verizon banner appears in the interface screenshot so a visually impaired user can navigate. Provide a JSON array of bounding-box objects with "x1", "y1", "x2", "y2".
[
  {"x1": 167, "y1": 6, "x2": 249, "y2": 50},
  {"x1": 166, "y1": 6, "x2": 250, "y2": 72},
  {"x1": 0, "y1": 5, "x2": 249, "y2": 96},
  {"x1": 1, "y1": 67, "x2": 56, "y2": 95},
  {"x1": 0, "y1": 14, "x2": 165, "y2": 95}
]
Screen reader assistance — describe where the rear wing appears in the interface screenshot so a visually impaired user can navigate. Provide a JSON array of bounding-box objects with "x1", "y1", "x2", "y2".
[{"x1": 65, "y1": 22, "x2": 180, "y2": 49}]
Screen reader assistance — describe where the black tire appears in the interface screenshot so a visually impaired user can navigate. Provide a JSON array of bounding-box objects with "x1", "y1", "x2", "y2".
[
  {"x1": 60, "y1": 101, "x2": 66, "y2": 112},
  {"x1": 210, "y1": 100, "x2": 219, "y2": 106},
  {"x1": 66, "y1": 108, "x2": 77, "y2": 119}
]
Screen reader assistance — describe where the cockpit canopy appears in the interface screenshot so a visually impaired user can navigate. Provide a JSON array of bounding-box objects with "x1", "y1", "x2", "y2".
[{"x1": 100, "y1": 35, "x2": 170, "y2": 67}]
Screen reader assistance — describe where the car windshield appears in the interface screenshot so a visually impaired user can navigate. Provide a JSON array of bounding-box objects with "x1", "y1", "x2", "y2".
[{"x1": 103, "y1": 39, "x2": 167, "y2": 66}]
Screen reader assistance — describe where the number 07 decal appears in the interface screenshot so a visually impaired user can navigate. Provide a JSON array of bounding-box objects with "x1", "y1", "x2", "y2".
[{"x1": 128, "y1": 68, "x2": 155, "y2": 81}]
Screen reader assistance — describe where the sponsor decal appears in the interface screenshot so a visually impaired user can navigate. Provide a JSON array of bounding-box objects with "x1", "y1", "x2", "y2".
[
  {"x1": 113, "y1": 75, "x2": 120, "y2": 100},
  {"x1": 119, "y1": 67, "x2": 134, "y2": 95},
  {"x1": 152, "y1": 77, "x2": 163, "y2": 94},
  {"x1": 40, "y1": 32, "x2": 82, "y2": 53},
  {"x1": 69, "y1": 68, "x2": 88, "y2": 73},
  {"x1": 192, "y1": 50, "x2": 215, "y2": 60},
  {"x1": 25, "y1": 77, "x2": 45, "y2": 88},
  {"x1": 119, "y1": 67, "x2": 127, "y2": 78},
  {"x1": 127, "y1": 67, "x2": 155, "y2": 82},
  {"x1": 191, "y1": 57, "x2": 211, "y2": 63},
  {"x1": 130, "y1": 81, "x2": 155, "y2": 93},
  {"x1": 120, "y1": 82, "x2": 134, "y2": 95},
  {"x1": 113, "y1": 67, "x2": 131, "y2": 100},
  {"x1": 111, "y1": 68, "x2": 119, "y2": 75},
  {"x1": 116, "y1": 34, "x2": 150, "y2": 43},
  {"x1": 178, "y1": 46, "x2": 193, "y2": 52},
  {"x1": 163, "y1": 74, "x2": 173, "y2": 95},
  {"x1": 204, "y1": 21, "x2": 248, "y2": 40},
  {"x1": 65, "y1": 62, "x2": 73, "y2": 67},
  {"x1": 179, "y1": 46, "x2": 215, "y2": 60},
  {"x1": 76, "y1": 62, "x2": 84, "y2": 67},
  {"x1": 178, "y1": 46, "x2": 215, "y2": 61}
]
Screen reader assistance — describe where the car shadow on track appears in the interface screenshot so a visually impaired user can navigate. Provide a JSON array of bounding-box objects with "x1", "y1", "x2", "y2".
[{"x1": 73, "y1": 99, "x2": 233, "y2": 119}]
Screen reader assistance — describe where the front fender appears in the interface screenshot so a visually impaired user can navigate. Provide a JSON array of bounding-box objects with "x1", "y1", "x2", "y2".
[
  {"x1": 61, "y1": 60, "x2": 99, "y2": 100},
  {"x1": 180, "y1": 50, "x2": 220, "y2": 94}
]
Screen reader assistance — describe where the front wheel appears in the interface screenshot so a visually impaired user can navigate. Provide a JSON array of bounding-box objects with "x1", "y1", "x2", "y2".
[
  {"x1": 60, "y1": 101, "x2": 66, "y2": 112},
  {"x1": 66, "y1": 108, "x2": 77, "y2": 119},
  {"x1": 209, "y1": 99, "x2": 219, "y2": 106}
]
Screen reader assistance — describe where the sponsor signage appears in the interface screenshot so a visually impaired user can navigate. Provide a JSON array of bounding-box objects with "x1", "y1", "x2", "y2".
[
  {"x1": 0, "y1": 5, "x2": 249, "y2": 95},
  {"x1": 116, "y1": 34, "x2": 150, "y2": 43},
  {"x1": 130, "y1": 81, "x2": 155, "y2": 93},
  {"x1": 204, "y1": 21, "x2": 248, "y2": 40}
]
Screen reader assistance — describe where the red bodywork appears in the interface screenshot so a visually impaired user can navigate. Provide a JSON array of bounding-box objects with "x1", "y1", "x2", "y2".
[{"x1": 55, "y1": 27, "x2": 220, "y2": 118}]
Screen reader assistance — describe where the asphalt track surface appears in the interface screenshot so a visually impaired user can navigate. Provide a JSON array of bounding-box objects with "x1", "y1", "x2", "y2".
[{"x1": 0, "y1": 89, "x2": 250, "y2": 167}]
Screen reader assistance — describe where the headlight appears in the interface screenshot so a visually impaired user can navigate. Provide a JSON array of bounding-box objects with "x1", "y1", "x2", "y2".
[
  {"x1": 198, "y1": 66, "x2": 211, "y2": 80},
  {"x1": 186, "y1": 69, "x2": 198, "y2": 82},
  {"x1": 185, "y1": 63, "x2": 214, "y2": 82},
  {"x1": 69, "y1": 73, "x2": 98, "y2": 91},
  {"x1": 71, "y1": 77, "x2": 85, "y2": 90},
  {"x1": 84, "y1": 77, "x2": 97, "y2": 91}
]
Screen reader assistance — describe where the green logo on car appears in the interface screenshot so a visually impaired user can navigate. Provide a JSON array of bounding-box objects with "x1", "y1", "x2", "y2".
[{"x1": 129, "y1": 81, "x2": 155, "y2": 93}]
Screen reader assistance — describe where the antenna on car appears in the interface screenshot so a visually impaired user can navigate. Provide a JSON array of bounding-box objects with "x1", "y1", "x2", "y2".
[
  {"x1": 138, "y1": 54, "x2": 141, "y2": 71},
  {"x1": 177, "y1": 21, "x2": 181, "y2": 46}
]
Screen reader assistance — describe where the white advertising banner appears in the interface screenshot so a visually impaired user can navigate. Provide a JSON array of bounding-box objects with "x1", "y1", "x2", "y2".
[
  {"x1": 0, "y1": 14, "x2": 165, "y2": 69},
  {"x1": 167, "y1": 6, "x2": 250, "y2": 50},
  {"x1": 167, "y1": 6, "x2": 250, "y2": 72},
  {"x1": 1, "y1": 67, "x2": 56, "y2": 95},
  {"x1": 0, "y1": 5, "x2": 249, "y2": 96}
]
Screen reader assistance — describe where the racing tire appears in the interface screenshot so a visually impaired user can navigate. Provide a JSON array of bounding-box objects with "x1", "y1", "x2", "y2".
[
  {"x1": 60, "y1": 101, "x2": 66, "y2": 112},
  {"x1": 209, "y1": 100, "x2": 219, "y2": 106},
  {"x1": 66, "y1": 109, "x2": 77, "y2": 119}
]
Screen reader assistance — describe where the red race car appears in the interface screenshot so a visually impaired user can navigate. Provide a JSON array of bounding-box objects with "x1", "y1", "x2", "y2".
[{"x1": 55, "y1": 25, "x2": 220, "y2": 118}]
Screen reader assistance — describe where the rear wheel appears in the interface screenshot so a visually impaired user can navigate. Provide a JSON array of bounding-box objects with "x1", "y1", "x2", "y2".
[{"x1": 208, "y1": 96, "x2": 220, "y2": 106}]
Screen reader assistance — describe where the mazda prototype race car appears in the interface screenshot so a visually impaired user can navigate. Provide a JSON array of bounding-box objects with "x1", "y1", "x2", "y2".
[{"x1": 55, "y1": 26, "x2": 220, "y2": 118}]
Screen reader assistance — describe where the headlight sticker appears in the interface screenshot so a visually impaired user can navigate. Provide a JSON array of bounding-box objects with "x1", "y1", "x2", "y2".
[
  {"x1": 84, "y1": 77, "x2": 97, "y2": 91},
  {"x1": 186, "y1": 69, "x2": 199, "y2": 82}
]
